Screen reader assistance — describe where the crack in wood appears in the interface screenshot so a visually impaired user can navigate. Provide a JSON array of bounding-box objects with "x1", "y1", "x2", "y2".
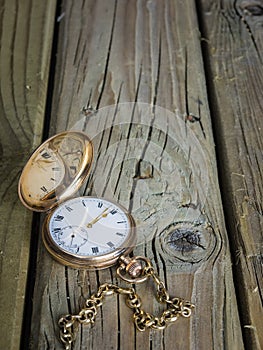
[
  {"x1": 129, "y1": 114, "x2": 155, "y2": 213},
  {"x1": 152, "y1": 31, "x2": 162, "y2": 110},
  {"x1": 65, "y1": 267, "x2": 72, "y2": 315},
  {"x1": 96, "y1": 0, "x2": 118, "y2": 110},
  {"x1": 167, "y1": 228, "x2": 206, "y2": 252}
]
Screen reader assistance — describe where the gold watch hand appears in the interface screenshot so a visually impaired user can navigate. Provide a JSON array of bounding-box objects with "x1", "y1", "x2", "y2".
[
  {"x1": 37, "y1": 158, "x2": 55, "y2": 163},
  {"x1": 86, "y1": 207, "x2": 111, "y2": 228},
  {"x1": 35, "y1": 158, "x2": 55, "y2": 170},
  {"x1": 35, "y1": 162, "x2": 48, "y2": 172}
]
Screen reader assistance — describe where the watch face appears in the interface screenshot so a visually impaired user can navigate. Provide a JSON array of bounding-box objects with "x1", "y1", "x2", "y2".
[
  {"x1": 43, "y1": 197, "x2": 135, "y2": 268},
  {"x1": 18, "y1": 131, "x2": 93, "y2": 211}
]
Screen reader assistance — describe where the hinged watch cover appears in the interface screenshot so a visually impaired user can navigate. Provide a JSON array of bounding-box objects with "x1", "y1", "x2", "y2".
[{"x1": 18, "y1": 131, "x2": 93, "y2": 212}]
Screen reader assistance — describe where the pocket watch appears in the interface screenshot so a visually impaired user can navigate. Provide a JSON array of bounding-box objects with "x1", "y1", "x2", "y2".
[
  {"x1": 18, "y1": 130, "x2": 194, "y2": 350},
  {"x1": 43, "y1": 196, "x2": 135, "y2": 269},
  {"x1": 18, "y1": 131, "x2": 135, "y2": 269}
]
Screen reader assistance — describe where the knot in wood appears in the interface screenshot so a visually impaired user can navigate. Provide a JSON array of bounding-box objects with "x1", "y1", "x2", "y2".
[
  {"x1": 240, "y1": 1, "x2": 263, "y2": 16},
  {"x1": 168, "y1": 227, "x2": 202, "y2": 252},
  {"x1": 158, "y1": 216, "x2": 218, "y2": 265}
]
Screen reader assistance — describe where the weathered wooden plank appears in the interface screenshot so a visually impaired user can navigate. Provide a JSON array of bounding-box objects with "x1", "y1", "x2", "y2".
[
  {"x1": 198, "y1": 0, "x2": 263, "y2": 348},
  {"x1": 0, "y1": 1, "x2": 57, "y2": 349},
  {"x1": 29, "y1": 1, "x2": 243, "y2": 349}
]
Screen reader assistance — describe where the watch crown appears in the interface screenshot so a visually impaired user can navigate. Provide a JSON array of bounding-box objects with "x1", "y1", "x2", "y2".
[
  {"x1": 119, "y1": 256, "x2": 143, "y2": 278},
  {"x1": 127, "y1": 261, "x2": 143, "y2": 278}
]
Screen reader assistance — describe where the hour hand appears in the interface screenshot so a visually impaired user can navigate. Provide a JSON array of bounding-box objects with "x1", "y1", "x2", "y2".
[{"x1": 86, "y1": 207, "x2": 111, "y2": 228}]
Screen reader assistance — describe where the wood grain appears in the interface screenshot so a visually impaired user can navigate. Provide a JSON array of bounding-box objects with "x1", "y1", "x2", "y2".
[
  {"x1": 29, "y1": 1, "x2": 244, "y2": 349},
  {"x1": 0, "y1": 1, "x2": 57, "y2": 349},
  {"x1": 198, "y1": 0, "x2": 263, "y2": 348}
]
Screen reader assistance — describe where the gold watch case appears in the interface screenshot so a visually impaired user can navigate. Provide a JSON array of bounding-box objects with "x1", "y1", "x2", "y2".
[
  {"x1": 18, "y1": 131, "x2": 93, "y2": 212},
  {"x1": 18, "y1": 131, "x2": 136, "y2": 269}
]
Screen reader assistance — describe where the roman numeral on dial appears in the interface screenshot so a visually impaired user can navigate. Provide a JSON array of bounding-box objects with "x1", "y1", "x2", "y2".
[
  {"x1": 65, "y1": 206, "x2": 73, "y2": 212},
  {"x1": 40, "y1": 186, "x2": 48, "y2": 193},
  {"x1": 55, "y1": 215, "x2": 64, "y2": 221},
  {"x1": 116, "y1": 232, "x2": 125, "y2": 237},
  {"x1": 107, "y1": 241, "x2": 115, "y2": 248},
  {"x1": 41, "y1": 151, "x2": 51, "y2": 159}
]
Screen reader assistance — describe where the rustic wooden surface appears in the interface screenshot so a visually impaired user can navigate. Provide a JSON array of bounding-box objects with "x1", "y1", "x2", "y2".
[
  {"x1": 1, "y1": 0, "x2": 262, "y2": 349},
  {"x1": 0, "y1": 0, "x2": 57, "y2": 349},
  {"x1": 198, "y1": 0, "x2": 263, "y2": 348},
  {"x1": 30, "y1": 1, "x2": 243, "y2": 349}
]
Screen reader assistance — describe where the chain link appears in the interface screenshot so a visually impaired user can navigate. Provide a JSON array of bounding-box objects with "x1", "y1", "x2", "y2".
[{"x1": 58, "y1": 257, "x2": 194, "y2": 349}]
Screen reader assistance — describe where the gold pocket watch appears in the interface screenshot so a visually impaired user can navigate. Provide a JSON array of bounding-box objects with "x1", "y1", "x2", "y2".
[
  {"x1": 43, "y1": 196, "x2": 135, "y2": 269},
  {"x1": 18, "y1": 131, "x2": 135, "y2": 269},
  {"x1": 18, "y1": 131, "x2": 194, "y2": 350}
]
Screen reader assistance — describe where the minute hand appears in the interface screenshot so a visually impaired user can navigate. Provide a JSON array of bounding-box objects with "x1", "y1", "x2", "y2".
[{"x1": 86, "y1": 207, "x2": 111, "y2": 228}]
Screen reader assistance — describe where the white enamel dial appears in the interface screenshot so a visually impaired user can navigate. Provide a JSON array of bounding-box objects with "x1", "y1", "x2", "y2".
[{"x1": 43, "y1": 196, "x2": 135, "y2": 268}]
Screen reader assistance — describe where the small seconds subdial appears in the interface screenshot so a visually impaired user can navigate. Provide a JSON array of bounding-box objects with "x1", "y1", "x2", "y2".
[
  {"x1": 55, "y1": 225, "x2": 89, "y2": 254},
  {"x1": 44, "y1": 196, "x2": 135, "y2": 268}
]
